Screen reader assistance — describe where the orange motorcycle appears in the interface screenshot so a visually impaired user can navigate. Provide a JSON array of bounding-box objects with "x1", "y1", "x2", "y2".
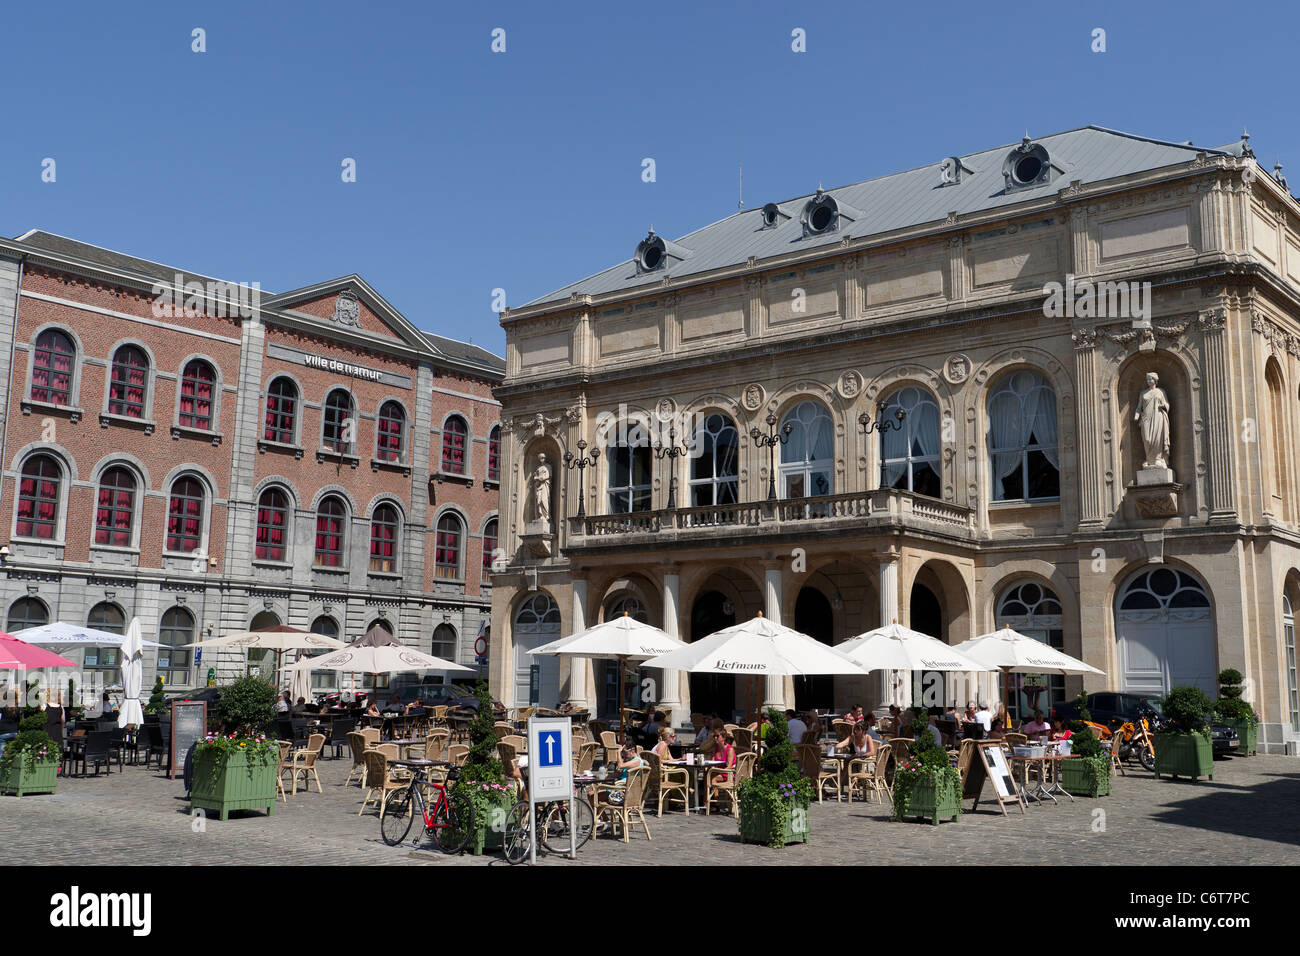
[{"x1": 1110, "y1": 716, "x2": 1157, "y2": 772}]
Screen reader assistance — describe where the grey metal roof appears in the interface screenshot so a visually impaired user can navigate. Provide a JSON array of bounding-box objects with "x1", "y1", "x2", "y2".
[{"x1": 523, "y1": 126, "x2": 1238, "y2": 308}]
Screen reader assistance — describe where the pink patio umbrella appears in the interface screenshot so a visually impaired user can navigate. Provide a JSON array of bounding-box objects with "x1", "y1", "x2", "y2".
[{"x1": 0, "y1": 632, "x2": 77, "y2": 670}]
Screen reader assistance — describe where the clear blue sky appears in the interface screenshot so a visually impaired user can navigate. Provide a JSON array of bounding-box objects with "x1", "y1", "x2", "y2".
[{"x1": 3, "y1": 0, "x2": 1295, "y2": 357}]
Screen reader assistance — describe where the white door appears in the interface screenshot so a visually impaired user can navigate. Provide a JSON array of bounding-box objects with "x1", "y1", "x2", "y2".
[
  {"x1": 513, "y1": 593, "x2": 561, "y2": 708},
  {"x1": 1116, "y1": 568, "x2": 1215, "y2": 697}
]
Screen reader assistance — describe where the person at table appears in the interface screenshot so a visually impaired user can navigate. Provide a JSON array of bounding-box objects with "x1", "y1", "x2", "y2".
[
  {"x1": 404, "y1": 697, "x2": 425, "y2": 716},
  {"x1": 1022, "y1": 710, "x2": 1051, "y2": 738},
  {"x1": 641, "y1": 710, "x2": 665, "y2": 747},
  {"x1": 707, "y1": 730, "x2": 738, "y2": 802},
  {"x1": 275, "y1": 692, "x2": 291, "y2": 715},
  {"x1": 988, "y1": 716, "x2": 1006, "y2": 740},
  {"x1": 389, "y1": 694, "x2": 403, "y2": 713},
  {"x1": 883, "y1": 704, "x2": 901, "y2": 736},
  {"x1": 836, "y1": 721, "x2": 877, "y2": 757},
  {"x1": 748, "y1": 710, "x2": 771, "y2": 741},
  {"x1": 651, "y1": 726, "x2": 680, "y2": 762},
  {"x1": 1050, "y1": 716, "x2": 1073, "y2": 741},
  {"x1": 365, "y1": 700, "x2": 381, "y2": 719},
  {"x1": 785, "y1": 710, "x2": 808, "y2": 744},
  {"x1": 974, "y1": 702, "x2": 993, "y2": 732},
  {"x1": 913, "y1": 716, "x2": 944, "y2": 749},
  {"x1": 699, "y1": 718, "x2": 725, "y2": 754},
  {"x1": 861, "y1": 713, "x2": 883, "y2": 742}
]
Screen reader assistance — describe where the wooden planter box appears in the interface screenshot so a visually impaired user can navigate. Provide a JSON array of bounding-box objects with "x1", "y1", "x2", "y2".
[
  {"x1": 189, "y1": 747, "x2": 277, "y2": 820},
  {"x1": 739, "y1": 796, "x2": 810, "y2": 847},
  {"x1": 892, "y1": 772, "x2": 960, "y2": 825},
  {"x1": 1058, "y1": 755, "x2": 1111, "y2": 797},
  {"x1": 0, "y1": 759, "x2": 58, "y2": 796},
  {"x1": 1224, "y1": 719, "x2": 1258, "y2": 756},
  {"x1": 1154, "y1": 733, "x2": 1214, "y2": 781},
  {"x1": 466, "y1": 787, "x2": 516, "y2": 856}
]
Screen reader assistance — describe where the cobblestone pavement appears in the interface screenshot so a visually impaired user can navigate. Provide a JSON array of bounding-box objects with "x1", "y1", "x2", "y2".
[{"x1": 2, "y1": 751, "x2": 1295, "y2": 866}]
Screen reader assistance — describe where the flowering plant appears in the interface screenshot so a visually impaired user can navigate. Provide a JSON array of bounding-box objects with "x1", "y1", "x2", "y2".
[
  {"x1": 0, "y1": 713, "x2": 59, "y2": 775},
  {"x1": 194, "y1": 731, "x2": 278, "y2": 766},
  {"x1": 737, "y1": 709, "x2": 813, "y2": 847}
]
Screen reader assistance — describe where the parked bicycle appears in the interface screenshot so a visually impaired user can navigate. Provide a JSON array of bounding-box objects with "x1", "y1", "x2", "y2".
[
  {"x1": 502, "y1": 786, "x2": 595, "y2": 864},
  {"x1": 380, "y1": 762, "x2": 475, "y2": 854}
]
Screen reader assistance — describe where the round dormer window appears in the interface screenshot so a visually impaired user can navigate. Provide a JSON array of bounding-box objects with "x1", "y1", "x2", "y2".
[
  {"x1": 641, "y1": 243, "x2": 663, "y2": 270},
  {"x1": 803, "y1": 193, "x2": 839, "y2": 235},
  {"x1": 1013, "y1": 153, "x2": 1044, "y2": 185},
  {"x1": 1004, "y1": 139, "x2": 1051, "y2": 189},
  {"x1": 635, "y1": 232, "x2": 668, "y2": 273},
  {"x1": 810, "y1": 203, "x2": 835, "y2": 232},
  {"x1": 762, "y1": 203, "x2": 781, "y2": 228}
]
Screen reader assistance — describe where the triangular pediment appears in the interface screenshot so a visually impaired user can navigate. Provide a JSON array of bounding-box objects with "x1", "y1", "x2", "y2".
[{"x1": 262, "y1": 275, "x2": 433, "y2": 350}]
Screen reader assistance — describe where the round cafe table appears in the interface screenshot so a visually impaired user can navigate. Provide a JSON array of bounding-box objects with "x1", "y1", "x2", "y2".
[{"x1": 662, "y1": 758, "x2": 723, "y2": 812}]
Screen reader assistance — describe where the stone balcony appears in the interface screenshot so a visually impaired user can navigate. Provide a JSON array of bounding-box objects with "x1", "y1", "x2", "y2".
[{"x1": 562, "y1": 487, "x2": 977, "y2": 554}]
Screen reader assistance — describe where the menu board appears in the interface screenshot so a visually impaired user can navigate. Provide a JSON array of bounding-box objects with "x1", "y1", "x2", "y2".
[
  {"x1": 963, "y1": 741, "x2": 1026, "y2": 816},
  {"x1": 169, "y1": 701, "x2": 207, "y2": 780},
  {"x1": 985, "y1": 744, "x2": 1015, "y2": 797}
]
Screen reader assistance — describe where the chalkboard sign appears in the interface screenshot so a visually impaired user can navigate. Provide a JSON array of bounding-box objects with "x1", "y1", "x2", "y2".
[
  {"x1": 169, "y1": 701, "x2": 207, "y2": 780},
  {"x1": 963, "y1": 741, "x2": 1026, "y2": 816}
]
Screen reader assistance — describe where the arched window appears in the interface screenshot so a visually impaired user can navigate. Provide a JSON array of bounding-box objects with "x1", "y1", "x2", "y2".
[
  {"x1": 7, "y1": 597, "x2": 49, "y2": 631},
  {"x1": 31, "y1": 329, "x2": 75, "y2": 405},
  {"x1": 988, "y1": 369, "x2": 1059, "y2": 502},
  {"x1": 780, "y1": 401, "x2": 834, "y2": 498},
  {"x1": 434, "y1": 514, "x2": 462, "y2": 579},
  {"x1": 323, "y1": 389, "x2": 355, "y2": 453},
  {"x1": 482, "y1": 517, "x2": 498, "y2": 574},
  {"x1": 314, "y1": 496, "x2": 347, "y2": 567},
  {"x1": 441, "y1": 416, "x2": 468, "y2": 474},
  {"x1": 1284, "y1": 593, "x2": 1299, "y2": 734},
  {"x1": 94, "y1": 466, "x2": 137, "y2": 547},
  {"x1": 308, "y1": 615, "x2": 340, "y2": 691},
  {"x1": 376, "y1": 401, "x2": 406, "y2": 462},
  {"x1": 432, "y1": 623, "x2": 457, "y2": 660},
  {"x1": 1116, "y1": 568, "x2": 1214, "y2": 696},
  {"x1": 880, "y1": 387, "x2": 941, "y2": 497},
  {"x1": 607, "y1": 596, "x2": 649, "y2": 623},
  {"x1": 179, "y1": 359, "x2": 216, "y2": 430},
  {"x1": 516, "y1": 593, "x2": 561, "y2": 627},
  {"x1": 165, "y1": 476, "x2": 205, "y2": 553},
  {"x1": 16, "y1": 454, "x2": 62, "y2": 539},
  {"x1": 157, "y1": 607, "x2": 194, "y2": 685},
  {"x1": 607, "y1": 427, "x2": 652, "y2": 513},
  {"x1": 108, "y1": 345, "x2": 149, "y2": 418},
  {"x1": 514, "y1": 593, "x2": 561, "y2": 707},
  {"x1": 310, "y1": 615, "x2": 339, "y2": 640},
  {"x1": 487, "y1": 425, "x2": 501, "y2": 482},
  {"x1": 370, "y1": 503, "x2": 399, "y2": 573},
  {"x1": 369, "y1": 618, "x2": 395, "y2": 636},
  {"x1": 85, "y1": 602, "x2": 125, "y2": 683},
  {"x1": 996, "y1": 581, "x2": 1065, "y2": 720},
  {"x1": 1267, "y1": 362, "x2": 1289, "y2": 518},
  {"x1": 263, "y1": 378, "x2": 298, "y2": 444},
  {"x1": 689, "y1": 413, "x2": 739, "y2": 506},
  {"x1": 255, "y1": 488, "x2": 290, "y2": 562}
]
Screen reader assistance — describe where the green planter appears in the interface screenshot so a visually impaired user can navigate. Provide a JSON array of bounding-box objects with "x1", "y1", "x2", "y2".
[
  {"x1": 891, "y1": 770, "x2": 961, "y2": 825},
  {"x1": 739, "y1": 796, "x2": 810, "y2": 847},
  {"x1": 189, "y1": 747, "x2": 277, "y2": 820},
  {"x1": 465, "y1": 787, "x2": 516, "y2": 856},
  {"x1": 1224, "y1": 719, "x2": 1258, "y2": 756},
  {"x1": 0, "y1": 759, "x2": 58, "y2": 796},
  {"x1": 1058, "y1": 755, "x2": 1112, "y2": 797},
  {"x1": 1154, "y1": 732, "x2": 1214, "y2": 781}
]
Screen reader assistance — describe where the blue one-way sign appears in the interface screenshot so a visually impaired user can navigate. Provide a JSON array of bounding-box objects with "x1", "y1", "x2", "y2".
[{"x1": 538, "y1": 730, "x2": 563, "y2": 767}]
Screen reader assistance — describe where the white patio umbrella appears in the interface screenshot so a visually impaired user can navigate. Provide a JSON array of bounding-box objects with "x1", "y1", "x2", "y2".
[
  {"x1": 117, "y1": 618, "x2": 145, "y2": 729},
  {"x1": 530, "y1": 612, "x2": 683, "y2": 741},
  {"x1": 185, "y1": 625, "x2": 347, "y2": 686},
  {"x1": 13, "y1": 621, "x2": 163, "y2": 649},
  {"x1": 642, "y1": 612, "x2": 868, "y2": 757},
  {"x1": 282, "y1": 624, "x2": 475, "y2": 677},
  {"x1": 953, "y1": 624, "x2": 1105, "y2": 716},
  {"x1": 838, "y1": 620, "x2": 995, "y2": 711}
]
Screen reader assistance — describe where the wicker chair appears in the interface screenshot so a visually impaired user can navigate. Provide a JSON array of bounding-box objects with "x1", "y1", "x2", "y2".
[
  {"x1": 796, "y1": 743, "x2": 842, "y2": 803},
  {"x1": 832, "y1": 719, "x2": 853, "y2": 743},
  {"x1": 359, "y1": 749, "x2": 409, "y2": 818},
  {"x1": 706, "y1": 751, "x2": 755, "y2": 816},
  {"x1": 888, "y1": 737, "x2": 912, "y2": 766},
  {"x1": 431, "y1": 705, "x2": 449, "y2": 727},
  {"x1": 275, "y1": 740, "x2": 293, "y2": 802},
  {"x1": 800, "y1": 727, "x2": 822, "y2": 747},
  {"x1": 576, "y1": 742, "x2": 599, "y2": 775},
  {"x1": 865, "y1": 744, "x2": 894, "y2": 803},
  {"x1": 345, "y1": 732, "x2": 369, "y2": 787},
  {"x1": 593, "y1": 767, "x2": 652, "y2": 842},
  {"x1": 499, "y1": 734, "x2": 526, "y2": 753},
  {"x1": 600, "y1": 731, "x2": 619, "y2": 765},
  {"x1": 497, "y1": 740, "x2": 518, "y2": 773},
  {"x1": 588, "y1": 719, "x2": 609, "y2": 740},
  {"x1": 447, "y1": 743, "x2": 469, "y2": 766},
  {"x1": 420, "y1": 729, "x2": 451, "y2": 763},
  {"x1": 642, "y1": 750, "x2": 689, "y2": 816},
  {"x1": 1004, "y1": 733, "x2": 1028, "y2": 749},
  {"x1": 360, "y1": 727, "x2": 380, "y2": 748},
  {"x1": 732, "y1": 727, "x2": 754, "y2": 753},
  {"x1": 492, "y1": 721, "x2": 513, "y2": 740},
  {"x1": 283, "y1": 733, "x2": 325, "y2": 795}
]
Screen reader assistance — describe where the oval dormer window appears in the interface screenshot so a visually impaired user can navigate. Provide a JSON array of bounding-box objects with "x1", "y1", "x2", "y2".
[
  {"x1": 635, "y1": 232, "x2": 668, "y2": 273},
  {"x1": 802, "y1": 192, "x2": 838, "y2": 235},
  {"x1": 762, "y1": 203, "x2": 781, "y2": 228},
  {"x1": 642, "y1": 243, "x2": 663, "y2": 269},
  {"x1": 1013, "y1": 153, "x2": 1044, "y2": 184},
  {"x1": 1003, "y1": 138, "x2": 1051, "y2": 189}
]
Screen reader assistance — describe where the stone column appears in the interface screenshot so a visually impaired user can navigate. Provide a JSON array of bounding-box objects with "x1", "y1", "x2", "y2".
[
  {"x1": 1200, "y1": 308, "x2": 1237, "y2": 518},
  {"x1": 659, "y1": 568, "x2": 685, "y2": 727},
  {"x1": 877, "y1": 551, "x2": 901, "y2": 707},
  {"x1": 763, "y1": 563, "x2": 785, "y2": 710},
  {"x1": 1072, "y1": 329, "x2": 1104, "y2": 528},
  {"x1": 568, "y1": 576, "x2": 591, "y2": 711}
]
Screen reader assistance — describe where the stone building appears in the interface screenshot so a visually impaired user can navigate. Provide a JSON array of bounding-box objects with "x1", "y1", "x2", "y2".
[
  {"x1": 491, "y1": 126, "x2": 1300, "y2": 754},
  {"x1": 0, "y1": 230, "x2": 503, "y2": 700}
]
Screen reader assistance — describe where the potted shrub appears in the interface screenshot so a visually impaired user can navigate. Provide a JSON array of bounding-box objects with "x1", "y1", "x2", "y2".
[
  {"x1": 1058, "y1": 720, "x2": 1111, "y2": 797},
  {"x1": 453, "y1": 681, "x2": 514, "y2": 855},
  {"x1": 1214, "y1": 669, "x2": 1258, "y2": 756},
  {"x1": 0, "y1": 712, "x2": 59, "y2": 796},
  {"x1": 890, "y1": 722, "x2": 960, "y2": 824},
  {"x1": 737, "y1": 708, "x2": 812, "y2": 847},
  {"x1": 143, "y1": 676, "x2": 166, "y2": 717},
  {"x1": 189, "y1": 677, "x2": 279, "y2": 820},
  {"x1": 1154, "y1": 686, "x2": 1214, "y2": 782}
]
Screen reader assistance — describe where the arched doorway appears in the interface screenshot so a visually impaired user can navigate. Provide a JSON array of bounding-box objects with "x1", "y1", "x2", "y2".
[
  {"x1": 689, "y1": 590, "x2": 736, "y2": 719},
  {"x1": 248, "y1": 610, "x2": 280, "y2": 679},
  {"x1": 1115, "y1": 567, "x2": 1214, "y2": 696},
  {"x1": 513, "y1": 593, "x2": 561, "y2": 708},
  {"x1": 909, "y1": 582, "x2": 943, "y2": 706},
  {"x1": 794, "y1": 588, "x2": 834, "y2": 711},
  {"x1": 996, "y1": 580, "x2": 1065, "y2": 720},
  {"x1": 599, "y1": 595, "x2": 649, "y2": 720}
]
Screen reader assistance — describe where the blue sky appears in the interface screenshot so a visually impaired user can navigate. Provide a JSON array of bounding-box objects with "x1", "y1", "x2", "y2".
[{"x1": 3, "y1": 0, "x2": 1295, "y2": 356}]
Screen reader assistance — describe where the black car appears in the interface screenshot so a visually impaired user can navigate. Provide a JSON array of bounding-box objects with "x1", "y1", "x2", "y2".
[{"x1": 1053, "y1": 692, "x2": 1239, "y2": 755}]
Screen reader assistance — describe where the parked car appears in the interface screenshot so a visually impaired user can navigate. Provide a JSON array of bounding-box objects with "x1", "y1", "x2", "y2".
[{"x1": 1053, "y1": 692, "x2": 1239, "y2": 755}]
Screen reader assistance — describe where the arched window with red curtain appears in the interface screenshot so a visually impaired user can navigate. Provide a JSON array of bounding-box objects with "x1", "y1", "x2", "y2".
[
  {"x1": 31, "y1": 329, "x2": 75, "y2": 405},
  {"x1": 108, "y1": 345, "x2": 149, "y2": 418},
  {"x1": 370, "y1": 503, "x2": 399, "y2": 572},
  {"x1": 314, "y1": 496, "x2": 347, "y2": 567},
  {"x1": 165, "y1": 475, "x2": 205, "y2": 553},
  {"x1": 179, "y1": 359, "x2": 216, "y2": 430},
  {"x1": 441, "y1": 416, "x2": 468, "y2": 474},
  {"x1": 16, "y1": 454, "x2": 61, "y2": 539},
  {"x1": 94, "y1": 466, "x2": 136, "y2": 547},
  {"x1": 255, "y1": 487, "x2": 289, "y2": 561}
]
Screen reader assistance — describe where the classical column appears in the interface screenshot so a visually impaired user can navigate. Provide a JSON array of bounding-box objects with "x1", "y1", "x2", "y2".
[
  {"x1": 658, "y1": 568, "x2": 685, "y2": 727},
  {"x1": 1072, "y1": 329, "x2": 1104, "y2": 528},
  {"x1": 877, "y1": 551, "x2": 901, "y2": 708},
  {"x1": 568, "y1": 576, "x2": 591, "y2": 711},
  {"x1": 763, "y1": 563, "x2": 785, "y2": 710},
  {"x1": 1200, "y1": 308, "x2": 1237, "y2": 518}
]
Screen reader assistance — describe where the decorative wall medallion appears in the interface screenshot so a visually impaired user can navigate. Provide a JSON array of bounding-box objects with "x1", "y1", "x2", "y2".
[
  {"x1": 836, "y1": 370, "x2": 863, "y2": 400},
  {"x1": 742, "y1": 384, "x2": 765, "y2": 412},
  {"x1": 655, "y1": 397, "x2": 677, "y2": 422},
  {"x1": 331, "y1": 290, "x2": 363, "y2": 329},
  {"x1": 943, "y1": 353, "x2": 971, "y2": 385}
]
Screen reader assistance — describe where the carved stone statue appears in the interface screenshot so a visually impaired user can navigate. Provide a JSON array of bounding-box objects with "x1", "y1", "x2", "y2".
[
  {"x1": 531, "y1": 454, "x2": 552, "y2": 526},
  {"x1": 1134, "y1": 372, "x2": 1172, "y2": 481}
]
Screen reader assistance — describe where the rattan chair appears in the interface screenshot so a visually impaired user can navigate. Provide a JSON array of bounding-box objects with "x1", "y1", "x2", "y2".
[
  {"x1": 593, "y1": 767, "x2": 652, "y2": 842},
  {"x1": 643, "y1": 750, "x2": 689, "y2": 816},
  {"x1": 796, "y1": 743, "x2": 842, "y2": 803},
  {"x1": 846, "y1": 745, "x2": 890, "y2": 803},
  {"x1": 576, "y1": 741, "x2": 600, "y2": 774},
  {"x1": 284, "y1": 733, "x2": 325, "y2": 795},
  {"x1": 600, "y1": 731, "x2": 619, "y2": 765},
  {"x1": 360, "y1": 727, "x2": 380, "y2": 748},
  {"x1": 345, "y1": 732, "x2": 368, "y2": 787},
  {"x1": 420, "y1": 729, "x2": 451, "y2": 763},
  {"x1": 888, "y1": 737, "x2": 912, "y2": 766},
  {"x1": 832, "y1": 719, "x2": 853, "y2": 743},
  {"x1": 866, "y1": 744, "x2": 894, "y2": 803},
  {"x1": 706, "y1": 751, "x2": 755, "y2": 816},
  {"x1": 499, "y1": 734, "x2": 526, "y2": 753},
  {"x1": 358, "y1": 749, "x2": 408, "y2": 818},
  {"x1": 447, "y1": 743, "x2": 469, "y2": 766},
  {"x1": 732, "y1": 727, "x2": 754, "y2": 753},
  {"x1": 1004, "y1": 732, "x2": 1028, "y2": 749}
]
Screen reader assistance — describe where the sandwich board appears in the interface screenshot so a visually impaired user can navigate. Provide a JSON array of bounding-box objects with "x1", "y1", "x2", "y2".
[{"x1": 963, "y1": 740, "x2": 1026, "y2": 815}]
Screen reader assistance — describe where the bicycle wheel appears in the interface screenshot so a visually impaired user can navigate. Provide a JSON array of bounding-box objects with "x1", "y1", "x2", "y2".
[
  {"x1": 541, "y1": 796, "x2": 594, "y2": 854},
  {"x1": 380, "y1": 785, "x2": 416, "y2": 846},
  {"x1": 431, "y1": 789, "x2": 475, "y2": 854},
  {"x1": 502, "y1": 800, "x2": 534, "y2": 865}
]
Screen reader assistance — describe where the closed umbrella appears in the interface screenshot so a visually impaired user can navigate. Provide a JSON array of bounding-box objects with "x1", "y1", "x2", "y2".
[
  {"x1": 117, "y1": 618, "x2": 145, "y2": 729},
  {"x1": 289, "y1": 649, "x2": 314, "y2": 705},
  {"x1": 953, "y1": 625, "x2": 1105, "y2": 716},
  {"x1": 530, "y1": 612, "x2": 683, "y2": 742}
]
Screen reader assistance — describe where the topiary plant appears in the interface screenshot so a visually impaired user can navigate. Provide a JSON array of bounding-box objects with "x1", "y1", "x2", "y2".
[
  {"x1": 1160, "y1": 686, "x2": 1213, "y2": 736},
  {"x1": 1217, "y1": 669, "x2": 1245, "y2": 699},
  {"x1": 144, "y1": 676, "x2": 166, "y2": 716},
  {"x1": 212, "y1": 676, "x2": 277, "y2": 736},
  {"x1": 737, "y1": 708, "x2": 813, "y2": 847}
]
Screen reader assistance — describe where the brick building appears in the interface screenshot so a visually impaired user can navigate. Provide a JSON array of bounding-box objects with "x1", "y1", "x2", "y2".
[{"x1": 0, "y1": 230, "x2": 503, "y2": 698}]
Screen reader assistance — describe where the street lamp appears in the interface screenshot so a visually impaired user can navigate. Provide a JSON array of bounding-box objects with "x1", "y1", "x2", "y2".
[
  {"x1": 563, "y1": 439, "x2": 600, "y2": 518},
  {"x1": 858, "y1": 403, "x2": 907, "y2": 487},
  {"x1": 749, "y1": 411, "x2": 793, "y2": 501},
  {"x1": 652, "y1": 423, "x2": 690, "y2": 510}
]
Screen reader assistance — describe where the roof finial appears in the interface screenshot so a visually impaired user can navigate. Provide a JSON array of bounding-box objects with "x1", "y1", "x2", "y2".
[
  {"x1": 648, "y1": 224, "x2": 655, "y2": 237},
  {"x1": 1241, "y1": 127, "x2": 1255, "y2": 158}
]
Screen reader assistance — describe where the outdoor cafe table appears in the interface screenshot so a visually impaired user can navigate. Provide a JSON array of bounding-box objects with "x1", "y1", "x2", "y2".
[
  {"x1": 386, "y1": 738, "x2": 425, "y2": 758},
  {"x1": 663, "y1": 758, "x2": 723, "y2": 812},
  {"x1": 1008, "y1": 755, "x2": 1074, "y2": 805}
]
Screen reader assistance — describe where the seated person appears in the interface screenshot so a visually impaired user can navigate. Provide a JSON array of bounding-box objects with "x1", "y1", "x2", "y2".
[
  {"x1": 861, "y1": 713, "x2": 884, "y2": 742},
  {"x1": 1021, "y1": 710, "x2": 1051, "y2": 738},
  {"x1": 987, "y1": 716, "x2": 1006, "y2": 740},
  {"x1": 974, "y1": 702, "x2": 993, "y2": 732},
  {"x1": 883, "y1": 704, "x2": 901, "y2": 736},
  {"x1": 641, "y1": 711, "x2": 665, "y2": 747},
  {"x1": 365, "y1": 700, "x2": 381, "y2": 718},
  {"x1": 389, "y1": 694, "x2": 403, "y2": 713},
  {"x1": 1050, "y1": 716, "x2": 1073, "y2": 741},
  {"x1": 604, "y1": 740, "x2": 647, "y2": 805},
  {"x1": 694, "y1": 717, "x2": 715, "y2": 747},
  {"x1": 836, "y1": 721, "x2": 877, "y2": 757},
  {"x1": 699, "y1": 718, "x2": 725, "y2": 754},
  {"x1": 785, "y1": 710, "x2": 808, "y2": 743},
  {"x1": 275, "y1": 692, "x2": 292, "y2": 715},
  {"x1": 707, "y1": 730, "x2": 738, "y2": 802},
  {"x1": 404, "y1": 697, "x2": 425, "y2": 715},
  {"x1": 748, "y1": 710, "x2": 771, "y2": 741},
  {"x1": 842, "y1": 705, "x2": 860, "y2": 724},
  {"x1": 651, "y1": 727, "x2": 680, "y2": 761}
]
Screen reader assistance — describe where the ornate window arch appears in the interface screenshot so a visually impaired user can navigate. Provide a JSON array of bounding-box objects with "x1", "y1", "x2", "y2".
[
  {"x1": 263, "y1": 377, "x2": 299, "y2": 444},
  {"x1": 16, "y1": 453, "x2": 64, "y2": 540},
  {"x1": 7, "y1": 596, "x2": 49, "y2": 631},
  {"x1": 879, "y1": 386, "x2": 940, "y2": 497},
  {"x1": 323, "y1": 388, "x2": 355, "y2": 453},
  {"x1": 607, "y1": 421, "x2": 652, "y2": 513},
  {"x1": 369, "y1": 502, "x2": 400, "y2": 573},
  {"x1": 314, "y1": 495, "x2": 348, "y2": 567},
  {"x1": 987, "y1": 369, "x2": 1059, "y2": 502},
  {"x1": 779, "y1": 400, "x2": 833, "y2": 498},
  {"x1": 441, "y1": 415, "x2": 469, "y2": 475},
  {"x1": 256, "y1": 486, "x2": 291, "y2": 562},
  {"x1": 376, "y1": 401, "x2": 406, "y2": 463},
  {"x1": 31, "y1": 328, "x2": 76, "y2": 405},
  {"x1": 158, "y1": 607, "x2": 194, "y2": 685},
  {"x1": 995, "y1": 580, "x2": 1065, "y2": 720},
  {"x1": 434, "y1": 512, "x2": 464, "y2": 580},
  {"x1": 689, "y1": 412, "x2": 739, "y2": 506},
  {"x1": 94, "y1": 465, "x2": 138, "y2": 547},
  {"x1": 107, "y1": 344, "x2": 150, "y2": 418},
  {"x1": 179, "y1": 358, "x2": 217, "y2": 431}
]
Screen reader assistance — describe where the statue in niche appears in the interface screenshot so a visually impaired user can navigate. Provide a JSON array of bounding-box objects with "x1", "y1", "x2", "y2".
[
  {"x1": 531, "y1": 454, "x2": 552, "y2": 528},
  {"x1": 1135, "y1": 372, "x2": 1171, "y2": 473}
]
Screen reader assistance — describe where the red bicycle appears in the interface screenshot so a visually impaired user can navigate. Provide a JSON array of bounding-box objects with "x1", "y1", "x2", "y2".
[{"x1": 380, "y1": 763, "x2": 474, "y2": 853}]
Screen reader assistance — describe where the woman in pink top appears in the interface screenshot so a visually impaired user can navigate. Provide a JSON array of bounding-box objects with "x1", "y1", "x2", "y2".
[{"x1": 708, "y1": 729, "x2": 737, "y2": 801}]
